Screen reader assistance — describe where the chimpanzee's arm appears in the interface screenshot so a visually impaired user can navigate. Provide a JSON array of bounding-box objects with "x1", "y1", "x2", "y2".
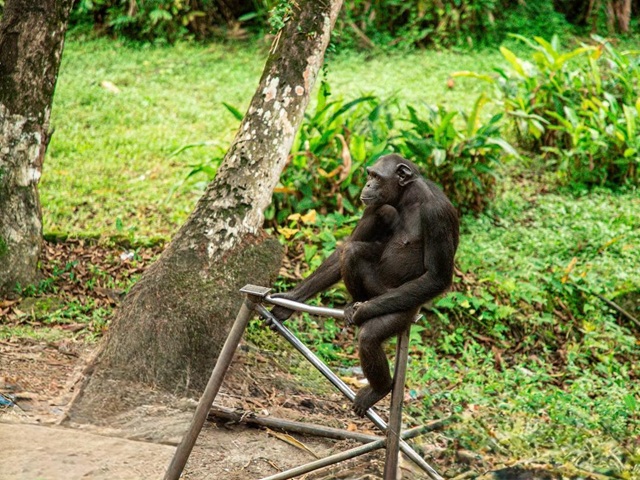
[
  {"x1": 350, "y1": 205, "x2": 399, "y2": 242},
  {"x1": 350, "y1": 204, "x2": 458, "y2": 325}
]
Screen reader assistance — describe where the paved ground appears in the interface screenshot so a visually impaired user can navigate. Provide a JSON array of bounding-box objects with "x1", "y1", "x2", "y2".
[{"x1": 0, "y1": 422, "x2": 176, "y2": 480}]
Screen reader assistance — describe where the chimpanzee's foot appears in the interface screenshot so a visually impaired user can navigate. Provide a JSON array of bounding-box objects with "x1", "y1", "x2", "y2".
[{"x1": 353, "y1": 385, "x2": 390, "y2": 417}]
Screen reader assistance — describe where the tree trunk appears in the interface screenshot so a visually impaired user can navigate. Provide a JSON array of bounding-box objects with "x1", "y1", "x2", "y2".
[
  {"x1": 608, "y1": 0, "x2": 632, "y2": 32},
  {"x1": 0, "y1": 0, "x2": 74, "y2": 296},
  {"x1": 67, "y1": 0, "x2": 344, "y2": 425},
  {"x1": 557, "y1": 0, "x2": 634, "y2": 32}
]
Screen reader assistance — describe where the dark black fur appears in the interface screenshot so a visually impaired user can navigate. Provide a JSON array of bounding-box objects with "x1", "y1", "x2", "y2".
[{"x1": 271, "y1": 154, "x2": 459, "y2": 415}]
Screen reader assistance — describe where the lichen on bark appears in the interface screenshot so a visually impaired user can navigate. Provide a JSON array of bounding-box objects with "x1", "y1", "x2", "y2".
[{"x1": 0, "y1": 0, "x2": 74, "y2": 296}]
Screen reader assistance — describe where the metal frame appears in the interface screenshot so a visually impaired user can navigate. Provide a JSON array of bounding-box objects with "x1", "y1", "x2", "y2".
[{"x1": 164, "y1": 285, "x2": 443, "y2": 480}]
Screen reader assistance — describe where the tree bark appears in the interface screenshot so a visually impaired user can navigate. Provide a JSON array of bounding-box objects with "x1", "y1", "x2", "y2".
[
  {"x1": 67, "y1": 0, "x2": 344, "y2": 424},
  {"x1": 608, "y1": 0, "x2": 632, "y2": 32},
  {"x1": 556, "y1": 0, "x2": 634, "y2": 32},
  {"x1": 0, "y1": 0, "x2": 74, "y2": 296}
]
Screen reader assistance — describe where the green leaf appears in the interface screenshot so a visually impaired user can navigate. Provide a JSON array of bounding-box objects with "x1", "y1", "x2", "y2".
[
  {"x1": 623, "y1": 105, "x2": 637, "y2": 141},
  {"x1": 238, "y1": 11, "x2": 260, "y2": 22},
  {"x1": 533, "y1": 36, "x2": 558, "y2": 63},
  {"x1": 317, "y1": 80, "x2": 331, "y2": 112},
  {"x1": 168, "y1": 141, "x2": 223, "y2": 158},
  {"x1": 486, "y1": 137, "x2": 518, "y2": 157},
  {"x1": 327, "y1": 96, "x2": 376, "y2": 124},
  {"x1": 222, "y1": 102, "x2": 244, "y2": 121},
  {"x1": 432, "y1": 148, "x2": 446, "y2": 167},
  {"x1": 508, "y1": 33, "x2": 541, "y2": 51},
  {"x1": 451, "y1": 71, "x2": 496, "y2": 83},
  {"x1": 467, "y1": 93, "x2": 488, "y2": 136},
  {"x1": 500, "y1": 46, "x2": 527, "y2": 77},
  {"x1": 555, "y1": 47, "x2": 595, "y2": 69}
]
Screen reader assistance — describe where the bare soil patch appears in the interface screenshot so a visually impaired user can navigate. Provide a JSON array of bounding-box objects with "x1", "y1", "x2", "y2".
[{"x1": 0, "y1": 336, "x2": 412, "y2": 479}]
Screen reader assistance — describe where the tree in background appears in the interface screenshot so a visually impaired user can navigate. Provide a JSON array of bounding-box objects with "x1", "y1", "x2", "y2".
[
  {"x1": 0, "y1": 0, "x2": 75, "y2": 296},
  {"x1": 556, "y1": 0, "x2": 634, "y2": 33},
  {"x1": 68, "y1": 0, "x2": 344, "y2": 424}
]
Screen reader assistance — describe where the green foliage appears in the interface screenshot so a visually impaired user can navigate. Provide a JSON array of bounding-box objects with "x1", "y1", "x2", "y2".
[
  {"x1": 177, "y1": 80, "x2": 515, "y2": 219},
  {"x1": 405, "y1": 344, "x2": 640, "y2": 477},
  {"x1": 73, "y1": 0, "x2": 187, "y2": 42},
  {"x1": 497, "y1": 0, "x2": 573, "y2": 43},
  {"x1": 431, "y1": 184, "x2": 640, "y2": 360},
  {"x1": 338, "y1": 0, "x2": 501, "y2": 49},
  {"x1": 70, "y1": 0, "x2": 275, "y2": 42},
  {"x1": 457, "y1": 35, "x2": 640, "y2": 187},
  {"x1": 269, "y1": 81, "x2": 395, "y2": 225},
  {"x1": 395, "y1": 96, "x2": 516, "y2": 213},
  {"x1": 267, "y1": 0, "x2": 293, "y2": 33},
  {"x1": 67, "y1": 0, "x2": 583, "y2": 47}
]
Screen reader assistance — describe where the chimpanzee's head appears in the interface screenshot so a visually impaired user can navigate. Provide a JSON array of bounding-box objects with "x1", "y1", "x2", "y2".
[{"x1": 360, "y1": 154, "x2": 418, "y2": 206}]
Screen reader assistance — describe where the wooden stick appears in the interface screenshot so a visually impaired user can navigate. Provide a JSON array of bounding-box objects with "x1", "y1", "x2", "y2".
[
  {"x1": 209, "y1": 404, "x2": 381, "y2": 443},
  {"x1": 209, "y1": 404, "x2": 450, "y2": 444},
  {"x1": 260, "y1": 437, "x2": 386, "y2": 480}
]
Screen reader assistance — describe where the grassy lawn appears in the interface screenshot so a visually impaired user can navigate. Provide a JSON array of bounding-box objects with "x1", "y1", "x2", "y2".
[
  {"x1": 45, "y1": 37, "x2": 500, "y2": 240},
  {"x1": 16, "y1": 35, "x2": 640, "y2": 477}
]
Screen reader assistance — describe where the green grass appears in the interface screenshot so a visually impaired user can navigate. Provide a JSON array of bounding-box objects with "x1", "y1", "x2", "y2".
[
  {"x1": 45, "y1": 37, "x2": 501, "y2": 240},
  {"x1": 45, "y1": 38, "x2": 266, "y2": 239}
]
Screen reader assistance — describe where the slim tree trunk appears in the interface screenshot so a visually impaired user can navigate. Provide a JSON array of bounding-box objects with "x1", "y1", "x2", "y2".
[
  {"x1": 559, "y1": 0, "x2": 633, "y2": 32},
  {"x1": 609, "y1": 0, "x2": 632, "y2": 32},
  {"x1": 0, "y1": 0, "x2": 74, "y2": 295},
  {"x1": 68, "y1": 0, "x2": 344, "y2": 424}
]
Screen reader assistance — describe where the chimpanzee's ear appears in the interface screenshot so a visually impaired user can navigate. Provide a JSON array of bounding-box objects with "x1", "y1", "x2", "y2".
[{"x1": 396, "y1": 163, "x2": 416, "y2": 187}]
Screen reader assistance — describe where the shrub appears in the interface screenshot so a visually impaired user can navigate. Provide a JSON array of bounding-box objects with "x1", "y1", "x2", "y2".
[
  {"x1": 67, "y1": 0, "x2": 582, "y2": 47},
  {"x1": 175, "y1": 84, "x2": 515, "y2": 219},
  {"x1": 268, "y1": 81, "x2": 395, "y2": 226},
  {"x1": 394, "y1": 95, "x2": 516, "y2": 213},
  {"x1": 456, "y1": 35, "x2": 640, "y2": 187},
  {"x1": 70, "y1": 0, "x2": 272, "y2": 42},
  {"x1": 337, "y1": 0, "x2": 501, "y2": 49}
]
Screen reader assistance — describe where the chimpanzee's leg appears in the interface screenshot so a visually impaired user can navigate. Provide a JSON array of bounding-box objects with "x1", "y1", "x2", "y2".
[
  {"x1": 340, "y1": 241, "x2": 385, "y2": 301},
  {"x1": 270, "y1": 249, "x2": 343, "y2": 321},
  {"x1": 353, "y1": 308, "x2": 418, "y2": 417}
]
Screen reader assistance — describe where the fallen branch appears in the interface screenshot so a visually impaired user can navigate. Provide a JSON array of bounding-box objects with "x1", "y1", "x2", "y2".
[
  {"x1": 593, "y1": 291, "x2": 640, "y2": 330},
  {"x1": 209, "y1": 404, "x2": 455, "y2": 444}
]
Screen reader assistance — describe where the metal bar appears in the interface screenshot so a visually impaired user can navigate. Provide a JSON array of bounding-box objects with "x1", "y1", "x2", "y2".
[
  {"x1": 260, "y1": 438, "x2": 386, "y2": 480},
  {"x1": 264, "y1": 294, "x2": 345, "y2": 319},
  {"x1": 384, "y1": 327, "x2": 410, "y2": 479},
  {"x1": 255, "y1": 305, "x2": 369, "y2": 405},
  {"x1": 259, "y1": 424, "x2": 442, "y2": 480},
  {"x1": 164, "y1": 296, "x2": 256, "y2": 480},
  {"x1": 256, "y1": 305, "x2": 444, "y2": 480}
]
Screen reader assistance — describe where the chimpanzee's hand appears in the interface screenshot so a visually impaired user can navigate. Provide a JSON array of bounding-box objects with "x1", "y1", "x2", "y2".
[{"x1": 344, "y1": 302, "x2": 364, "y2": 326}]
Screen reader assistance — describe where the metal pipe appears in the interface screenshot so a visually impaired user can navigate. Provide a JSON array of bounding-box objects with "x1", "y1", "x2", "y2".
[
  {"x1": 260, "y1": 438, "x2": 386, "y2": 480},
  {"x1": 259, "y1": 424, "x2": 442, "y2": 480},
  {"x1": 264, "y1": 295, "x2": 345, "y2": 319},
  {"x1": 256, "y1": 305, "x2": 444, "y2": 480},
  {"x1": 384, "y1": 326, "x2": 410, "y2": 479}
]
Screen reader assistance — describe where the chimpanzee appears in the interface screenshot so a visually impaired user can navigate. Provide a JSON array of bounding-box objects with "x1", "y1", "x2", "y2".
[{"x1": 271, "y1": 154, "x2": 459, "y2": 416}]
